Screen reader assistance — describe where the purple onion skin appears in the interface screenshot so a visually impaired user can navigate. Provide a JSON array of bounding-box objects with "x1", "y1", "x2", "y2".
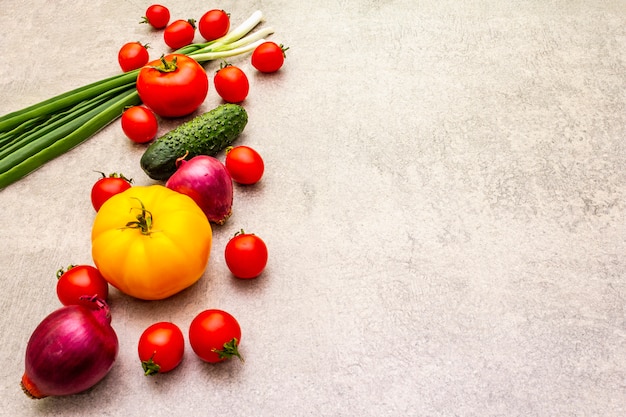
[
  {"x1": 21, "y1": 301, "x2": 118, "y2": 399},
  {"x1": 166, "y1": 155, "x2": 233, "y2": 225}
]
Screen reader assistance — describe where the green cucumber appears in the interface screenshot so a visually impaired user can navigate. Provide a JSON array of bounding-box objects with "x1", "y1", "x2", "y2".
[{"x1": 140, "y1": 103, "x2": 248, "y2": 181}]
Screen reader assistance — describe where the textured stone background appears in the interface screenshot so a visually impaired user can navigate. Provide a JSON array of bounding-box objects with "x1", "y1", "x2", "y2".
[{"x1": 0, "y1": 1, "x2": 625, "y2": 416}]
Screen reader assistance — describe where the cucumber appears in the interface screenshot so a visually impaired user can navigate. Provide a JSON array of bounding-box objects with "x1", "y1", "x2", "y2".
[{"x1": 140, "y1": 103, "x2": 248, "y2": 180}]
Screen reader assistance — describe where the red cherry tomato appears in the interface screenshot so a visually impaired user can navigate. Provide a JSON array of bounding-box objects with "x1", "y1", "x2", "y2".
[
  {"x1": 121, "y1": 106, "x2": 158, "y2": 143},
  {"x1": 224, "y1": 230, "x2": 268, "y2": 279},
  {"x1": 189, "y1": 309, "x2": 243, "y2": 363},
  {"x1": 142, "y1": 4, "x2": 170, "y2": 29},
  {"x1": 225, "y1": 146, "x2": 264, "y2": 185},
  {"x1": 136, "y1": 54, "x2": 208, "y2": 118},
  {"x1": 117, "y1": 42, "x2": 150, "y2": 72},
  {"x1": 90, "y1": 172, "x2": 133, "y2": 211},
  {"x1": 164, "y1": 19, "x2": 196, "y2": 50},
  {"x1": 251, "y1": 42, "x2": 289, "y2": 73},
  {"x1": 198, "y1": 10, "x2": 230, "y2": 41},
  {"x1": 138, "y1": 322, "x2": 185, "y2": 375},
  {"x1": 56, "y1": 265, "x2": 109, "y2": 309},
  {"x1": 214, "y1": 65, "x2": 249, "y2": 103}
]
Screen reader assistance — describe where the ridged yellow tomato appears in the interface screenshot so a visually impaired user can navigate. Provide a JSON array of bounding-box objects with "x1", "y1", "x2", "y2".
[{"x1": 91, "y1": 185, "x2": 212, "y2": 300}]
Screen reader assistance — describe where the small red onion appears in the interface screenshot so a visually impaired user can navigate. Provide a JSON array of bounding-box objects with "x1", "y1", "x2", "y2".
[
  {"x1": 21, "y1": 298, "x2": 118, "y2": 399},
  {"x1": 166, "y1": 155, "x2": 233, "y2": 225}
]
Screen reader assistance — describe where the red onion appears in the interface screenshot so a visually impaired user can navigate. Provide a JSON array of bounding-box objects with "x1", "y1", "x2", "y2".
[
  {"x1": 166, "y1": 155, "x2": 233, "y2": 225},
  {"x1": 21, "y1": 298, "x2": 118, "y2": 399}
]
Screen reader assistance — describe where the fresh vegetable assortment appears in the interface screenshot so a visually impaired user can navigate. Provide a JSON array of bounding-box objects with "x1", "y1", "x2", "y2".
[
  {"x1": 16, "y1": 2, "x2": 289, "y2": 401},
  {"x1": 0, "y1": 9, "x2": 277, "y2": 190}
]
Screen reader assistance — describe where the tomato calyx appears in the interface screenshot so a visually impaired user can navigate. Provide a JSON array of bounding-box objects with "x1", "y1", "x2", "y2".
[
  {"x1": 233, "y1": 228, "x2": 252, "y2": 237},
  {"x1": 126, "y1": 41, "x2": 150, "y2": 50},
  {"x1": 278, "y1": 44, "x2": 290, "y2": 57},
  {"x1": 150, "y1": 55, "x2": 179, "y2": 73},
  {"x1": 96, "y1": 171, "x2": 133, "y2": 183},
  {"x1": 141, "y1": 352, "x2": 162, "y2": 376},
  {"x1": 212, "y1": 338, "x2": 244, "y2": 362},
  {"x1": 56, "y1": 264, "x2": 77, "y2": 279},
  {"x1": 217, "y1": 61, "x2": 233, "y2": 72},
  {"x1": 123, "y1": 198, "x2": 154, "y2": 235}
]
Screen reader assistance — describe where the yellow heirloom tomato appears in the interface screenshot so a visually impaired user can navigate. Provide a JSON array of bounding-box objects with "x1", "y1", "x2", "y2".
[{"x1": 91, "y1": 185, "x2": 212, "y2": 300}]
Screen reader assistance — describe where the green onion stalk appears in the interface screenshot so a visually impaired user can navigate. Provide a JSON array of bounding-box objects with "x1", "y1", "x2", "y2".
[{"x1": 0, "y1": 10, "x2": 273, "y2": 190}]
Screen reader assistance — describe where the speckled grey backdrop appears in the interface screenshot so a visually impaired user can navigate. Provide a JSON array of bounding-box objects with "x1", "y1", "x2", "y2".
[{"x1": 0, "y1": 1, "x2": 625, "y2": 416}]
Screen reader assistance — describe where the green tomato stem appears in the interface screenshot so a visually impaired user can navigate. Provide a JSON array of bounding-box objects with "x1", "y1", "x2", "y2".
[
  {"x1": 123, "y1": 198, "x2": 154, "y2": 235},
  {"x1": 142, "y1": 353, "x2": 162, "y2": 376},
  {"x1": 213, "y1": 338, "x2": 244, "y2": 362}
]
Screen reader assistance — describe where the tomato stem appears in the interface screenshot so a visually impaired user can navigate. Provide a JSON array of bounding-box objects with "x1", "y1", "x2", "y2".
[
  {"x1": 55, "y1": 264, "x2": 76, "y2": 279},
  {"x1": 142, "y1": 352, "x2": 162, "y2": 376},
  {"x1": 123, "y1": 198, "x2": 154, "y2": 235},
  {"x1": 96, "y1": 171, "x2": 133, "y2": 183},
  {"x1": 212, "y1": 338, "x2": 244, "y2": 362},
  {"x1": 150, "y1": 55, "x2": 179, "y2": 73}
]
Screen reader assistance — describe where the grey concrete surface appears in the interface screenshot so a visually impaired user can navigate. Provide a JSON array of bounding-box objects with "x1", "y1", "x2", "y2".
[{"x1": 1, "y1": 1, "x2": 625, "y2": 416}]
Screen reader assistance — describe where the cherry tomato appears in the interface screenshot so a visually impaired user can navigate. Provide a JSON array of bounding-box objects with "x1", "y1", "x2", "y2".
[
  {"x1": 164, "y1": 19, "x2": 196, "y2": 50},
  {"x1": 138, "y1": 322, "x2": 185, "y2": 375},
  {"x1": 117, "y1": 42, "x2": 150, "y2": 72},
  {"x1": 251, "y1": 42, "x2": 289, "y2": 73},
  {"x1": 56, "y1": 265, "x2": 109, "y2": 309},
  {"x1": 214, "y1": 64, "x2": 249, "y2": 103},
  {"x1": 198, "y1": 10, "x2": 230, "y2": 42},
  {"x1": 189, "y1": 309, "x2": 243, "y2": 363},
  {"x1": 225, "y1": 146, "x2": 264, "y2": 185},
  {"x1": 142, "y1": 4, "x2": 170, "y2": 29},
  {"x1": 121, "y1": 106, "x2": 158, "y2": 143},
  {"x1": 91, "y1": 172, "x2": 133, "y2": 211},
  {"x1": 136, "y1": 54, "x2": 209, "y2": 118},
  {"x1": 224, "y1": 230, "x2": 268, "y2": 279}
]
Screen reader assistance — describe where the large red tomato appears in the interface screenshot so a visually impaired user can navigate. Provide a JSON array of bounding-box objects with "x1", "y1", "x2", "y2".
[{"x1": 136, "y1": 54, "x2": 208, "y2": 118}]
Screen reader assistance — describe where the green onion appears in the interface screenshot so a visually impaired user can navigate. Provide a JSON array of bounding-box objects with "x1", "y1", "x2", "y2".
[
  {"x1": 0, "y1": 10, "x2": 273, "y2": 190},
  {"x1": 0, "y1": 70, "x2": 139, "y2": 133},
  {"x1": 0, "y1": 89, "x2": 141, "y2": 190}
]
